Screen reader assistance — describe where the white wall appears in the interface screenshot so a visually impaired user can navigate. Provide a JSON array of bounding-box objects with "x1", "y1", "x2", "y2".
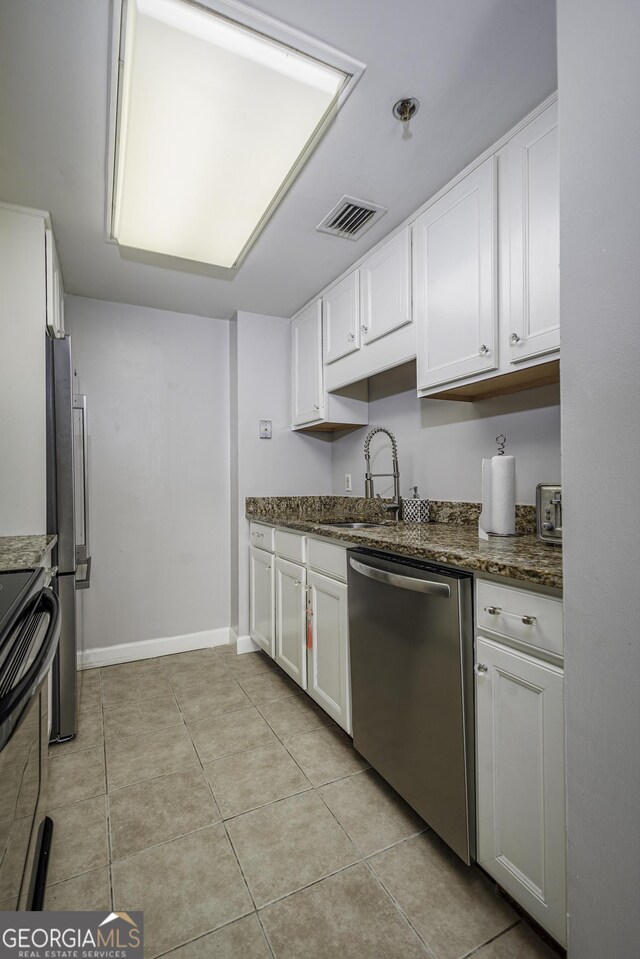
[
  {"x1": 558, "y1": 2, "x2": 640, "y2": 955},
  {"x1": 65, "y1": 296, "x2": 231, "y2": 655},
  {"x1": 231, "y1": 311, "x2": 333, "y2": 640},
  {"x1": 332, "y1": 363, "x2": 561, "y2": 503},
  {"x1": 0, "y1": 207, "x2": 47, "y2": 535}
]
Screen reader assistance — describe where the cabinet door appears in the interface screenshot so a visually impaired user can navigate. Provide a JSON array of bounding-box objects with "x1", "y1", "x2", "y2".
[
  {"x1": 323, "y1": 270, "x2": 360, "y2": 364},
  {"x1": 415, "y1": 157, "x2": 498, "y2": 391},
  {"x1": 307, "y1": 571, "x2": 351, "y2": 734},
  {"x1": 249, "y1": 546, "x2": 275, "y2": 657},
  {"x1": 508, "y1": 102, "x2": 559, "y2": 363},
  {"x1": 476, "y1": 637, "x2": 566, "y2": 945},
  {"x1": 45, "y1": 227, "x2": 64, "y2": 338},
  {"x1": 275, "y1": 557, "x2": 307, "y2": 688},
  {"x1": 360, "y1": 228, "x2": 411, "y2": 345},
  {"x1": 292, "y1": 300, "x2": 323, "y2": 426}
]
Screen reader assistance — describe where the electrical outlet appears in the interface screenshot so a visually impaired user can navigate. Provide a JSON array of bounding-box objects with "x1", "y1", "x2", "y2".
[
  {"x1": 345, "y1": 473, "x2": 352, "y2": 492},
  {"x1": 259, "y1": 420, "x2": 272, "y2": 439}
]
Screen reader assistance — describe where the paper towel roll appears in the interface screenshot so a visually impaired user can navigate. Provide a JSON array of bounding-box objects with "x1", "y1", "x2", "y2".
[
  {"x1": 491, "y1": 455, "x2": 516, "y2": 534},
  {"x1": 478, "y1": 458, "x2": 493, "y2": 539}
]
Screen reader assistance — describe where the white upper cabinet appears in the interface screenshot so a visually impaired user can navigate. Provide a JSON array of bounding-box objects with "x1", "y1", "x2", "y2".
[
  {"x1": 292, "y1": 300, "x2": 323, "y2": 426},
  {"x1": 508, "y1": 102, "x2": 559, "y2": 363},
  {"x1": 415, "y1": 157, "x2": 498, "y2": 391},
  {"x1": 360, "y1": 228, "x2": 411, "y2": 345},
  {"x1": 45, "y1": 226, "x2": 65, "y2": 338},
  {"x1": 291, "y1": 296, "x2": 368, "y2": 432},
  {"x1": 323, "y1": 270, "x2": 360, "y2": 364}
]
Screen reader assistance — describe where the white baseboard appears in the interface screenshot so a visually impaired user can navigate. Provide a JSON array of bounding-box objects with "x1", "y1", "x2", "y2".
[
  {"x1": 236, "y1": 632, "x2": 260, "y2": 655},
  {"x1": 78, "y1": 627, "x2": 230, "y2": 669}
]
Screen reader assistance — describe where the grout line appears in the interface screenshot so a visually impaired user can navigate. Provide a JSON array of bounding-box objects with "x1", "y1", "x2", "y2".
[
  {"x1": 109, "y1": 820, "x2": 225, "y2": 867},
  {"x1": 152, "y1": 913, "x2": 266, "y2": 959},
  {"x1": 256, "y1": 859, "x2": 365, "y2": 913},
  {"x1": 103, "y1": 718, "x2": 186, "y2": 748},
  {"x1": 361, "y1": 857, "x2": 438, "y2": 959},
  {"x1": 199, "y1": 737, "x2": 313, "y2": 774},
  {"x1": 181, "y1": 701, "x2": 259, "y2": 915},
  {"x1": 97, "y1": 668, "x2": 115, "y2": 911},
  {"x1": 215, "y1": 783, "x2": 315, "y2": 825},
  {"x1": 255, "y1": 915, "x2": 277, "y2": 959},
  {"x1": 460, "y1": 920, "x2": 522, "y2": 959}
]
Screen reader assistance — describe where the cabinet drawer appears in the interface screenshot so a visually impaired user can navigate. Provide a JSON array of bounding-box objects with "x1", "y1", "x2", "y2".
[
  {"x1": 477, "y1": 579, "x2": 563, "y2": 659},
  {"x1": 249, "y1": 522, "x2": 275, "y2": 553},
  {"x1": 307, "y1": 539, "x2": 347, "y2": 582},
  {"x1": 275, "y1": 529, "x2": 306, "y2": 563}
]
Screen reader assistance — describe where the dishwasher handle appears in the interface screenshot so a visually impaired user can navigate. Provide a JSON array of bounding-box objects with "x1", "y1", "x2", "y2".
[{"x1": 349, "y1": 558, "x2": 451, "y2": 598}]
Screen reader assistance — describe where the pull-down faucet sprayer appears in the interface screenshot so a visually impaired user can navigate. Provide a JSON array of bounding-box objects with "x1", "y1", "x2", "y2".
[{"x1": 363, "y1": 427, "x2": 401, "y2": 519}]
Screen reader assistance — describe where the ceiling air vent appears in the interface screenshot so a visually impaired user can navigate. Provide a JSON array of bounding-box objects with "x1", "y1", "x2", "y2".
[{"x1": 317, "y1": 196, "x2": 387, "y2": 240}]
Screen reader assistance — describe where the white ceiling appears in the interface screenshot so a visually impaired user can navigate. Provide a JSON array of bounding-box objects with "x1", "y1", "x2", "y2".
[{"x1": 0, "y1": 0, "x2": 557, "y2": 320}]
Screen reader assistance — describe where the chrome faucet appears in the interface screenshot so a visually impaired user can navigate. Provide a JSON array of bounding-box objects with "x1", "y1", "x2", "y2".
[{"x1": 364, "y1": 427, "x2": 401, "y2": 519}]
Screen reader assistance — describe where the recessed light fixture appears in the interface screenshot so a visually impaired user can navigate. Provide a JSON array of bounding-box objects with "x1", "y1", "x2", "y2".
[{"x1": 107, "y1": 0, "x2": 365, "y2": 271}]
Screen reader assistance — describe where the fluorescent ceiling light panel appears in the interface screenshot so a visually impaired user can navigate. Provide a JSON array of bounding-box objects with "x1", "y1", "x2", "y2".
[{"x1": 111, "y1": 0, "x2": 357, "y2": 269}]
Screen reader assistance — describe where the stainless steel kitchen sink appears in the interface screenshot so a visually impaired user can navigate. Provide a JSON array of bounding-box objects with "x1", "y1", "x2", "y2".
[{"x1": 322, "y1": 521, "x2": 387, "y2": 529}]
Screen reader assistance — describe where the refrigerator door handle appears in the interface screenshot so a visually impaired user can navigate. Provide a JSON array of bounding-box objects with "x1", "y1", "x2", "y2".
[
  {"x1": 73, "y1": 394, "x2": 90, "y2": 566},
  {"x1": 76, "y1": 556, "x2": 92, "y2": 591}
]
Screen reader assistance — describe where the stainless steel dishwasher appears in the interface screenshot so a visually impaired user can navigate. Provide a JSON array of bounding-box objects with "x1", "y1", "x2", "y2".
[{"x1": 347, "y1": 548, "x2": 475, "y2": 864}]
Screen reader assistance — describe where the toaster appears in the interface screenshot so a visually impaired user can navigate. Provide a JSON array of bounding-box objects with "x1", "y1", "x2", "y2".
[{"x1": 536, "y1": 484, "x2": 562, "y2": 545}]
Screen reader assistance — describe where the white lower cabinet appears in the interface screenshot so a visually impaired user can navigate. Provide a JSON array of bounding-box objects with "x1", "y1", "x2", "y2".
[
  {"x1": 306, "y1": 570, "x2": 351, "y2": 734},
  {"x1": 475, "y1": 636, "x2": 566, "y2": 945},
  {"x1": 249, "y1": 529, "x2": 353, "y2": 732},
  {"x1": 274, "y1": 556, "x2": 307, "y2": 688},
  {"x1": 249, "y1": 546, "x2": 275, "y2": 656}
]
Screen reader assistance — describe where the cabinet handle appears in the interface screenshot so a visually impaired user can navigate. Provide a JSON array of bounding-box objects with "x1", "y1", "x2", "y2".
[
  {"x1": 510, "y1": 333, "x2": 521, "y2": 345},
  {"x1": 484, "y1": 605, "x2": 537, "y2": 626},
  {"x1": 254, "y1": 532, "x2": 264, "y2": 539},
  {"x1": 475, "y1": 663, "x2": 488, "y2": 674},
  {"x1": 479, "y1": 344, "x2": 490, "y2": 355},
  {"x1": 348, "y1": 332, "x2": 355, "y2": 341}
]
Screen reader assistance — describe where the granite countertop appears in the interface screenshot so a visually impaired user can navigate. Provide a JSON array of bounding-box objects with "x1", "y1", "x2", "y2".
[
  {"x1": 246, "y1": 497, "x2": 563, "y2": 590},
  {"x1": 0, "y1": 535, "x2": 57, "y2": 572}
]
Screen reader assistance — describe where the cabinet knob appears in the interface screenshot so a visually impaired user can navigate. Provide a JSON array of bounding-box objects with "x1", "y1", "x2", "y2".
[
  {"x1": 484, "y1": 605, "x2": 502, "y2": 616},
  {"x1": 314, "y1": 404, "x2": 319, "y2": 410},
  {"x1": 475, "y1": 663, "x2": 489, "y2": 674},
  {"x1": 348, "y1": 332, "x2": 355, "y2": 340},
  {"x1": 479, "y1": 344, "x2": 490, "y2": 355},
  {"x1": 510, "y1": 333, "x2": 521, "y2": 345},
  {"x1": 361, "y1": 324, "x2": 368, "y2": 333}
]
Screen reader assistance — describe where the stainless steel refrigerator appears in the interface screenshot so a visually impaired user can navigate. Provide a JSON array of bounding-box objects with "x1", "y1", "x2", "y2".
[{"x1": 46, "y1": 334, "x2": 91, "y2": 742}]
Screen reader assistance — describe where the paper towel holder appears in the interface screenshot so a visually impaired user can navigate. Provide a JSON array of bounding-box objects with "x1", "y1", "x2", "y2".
[{"x1": 487, "y1": 433, "x2": 525, "y2": 537}]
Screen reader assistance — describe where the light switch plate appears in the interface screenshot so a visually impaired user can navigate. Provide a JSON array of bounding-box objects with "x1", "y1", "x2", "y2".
[{"x1": 259, "y1": 420, "x2": 272, "y2": 439}]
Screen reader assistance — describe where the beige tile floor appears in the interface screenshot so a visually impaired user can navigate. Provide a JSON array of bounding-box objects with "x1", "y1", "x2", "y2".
[{"x1": 46, "y1": 648, "x2": 561, "y2": 959}]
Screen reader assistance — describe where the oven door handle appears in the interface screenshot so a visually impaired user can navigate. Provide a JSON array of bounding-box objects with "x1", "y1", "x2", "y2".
[
  {"x1": 0, "y1": 588, "x2": 61, "y2": 727},
  {"x1": 349, "y1": 558, "x2": 451, "y2": 598}
]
